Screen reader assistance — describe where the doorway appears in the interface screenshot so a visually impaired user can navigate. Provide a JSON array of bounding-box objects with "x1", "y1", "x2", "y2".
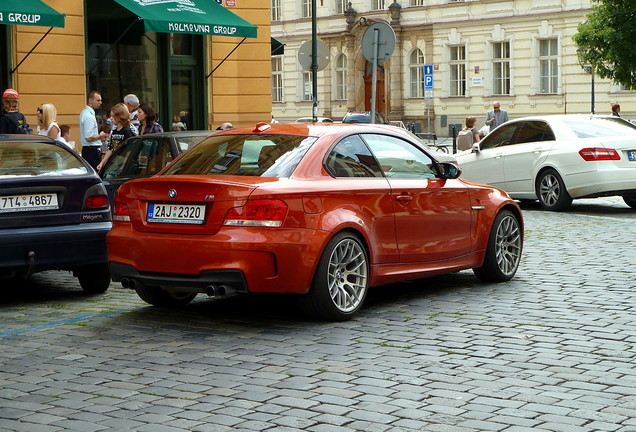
[
  {"x1": 364, "y1": 62, "x2": 386, "y2": 117},
  {"x1": 0, "y1": 26, "x2": 10, "y2": 91}
]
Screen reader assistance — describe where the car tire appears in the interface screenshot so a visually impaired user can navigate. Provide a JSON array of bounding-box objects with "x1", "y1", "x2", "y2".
[
  {"x1": 473, "y1": 210, "x2": 522, "y2": 282},
  {"x1": 135, "y1": 285, "x2": 196, "y2": 307},
  {"x1": 76, "y1": 263, "x2": 111, "y2": 294},
  {"x1": 300, "y1": 232, "x2": 369, "y2": 321},
  {"x1": 536, "y1": 169, "x2": 572, "y2": 211},
  {"x1": 622, "y1": 193, "x2": 636, "y2": 209}
]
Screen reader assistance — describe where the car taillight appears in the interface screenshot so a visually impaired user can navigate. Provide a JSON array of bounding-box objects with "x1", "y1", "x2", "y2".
[
  {"x1": 223, "y1": 199, "x2": 288, "y2": 227},
  {"x1": 579, "y1": 147, "x2": 620, "y2": 161},
  {"x1": 113, "y1": 196, "x2": 131, "y2": 222},
  {"x1": 85, "y1": 194, "x2": 109, "y2": 209}
]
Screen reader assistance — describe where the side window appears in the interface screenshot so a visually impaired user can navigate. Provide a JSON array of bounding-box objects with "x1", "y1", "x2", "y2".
[
  {"x1": 480, "y1": 124, "x2": 518, "y2": 150},
  {"x1": 139, "y1": 137, "x2": 173, "y2": 175},
  {"x1": 102, "y1": 138, "x2": 140, "y2": 179},
  {"x1": 362, "y1": 134, "x2": 437, "y2": 179},
  {"x1": 513, "y1": 121, "x2": 555, "y2": 144},
  {"x1": 325, "y1": 135, "x2": 383, "y2": 178}
]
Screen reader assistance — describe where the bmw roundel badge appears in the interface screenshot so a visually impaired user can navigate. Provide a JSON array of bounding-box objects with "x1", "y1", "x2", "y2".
[{"x1": 168, "y1": 189, "x2": 177, "y2": 199}]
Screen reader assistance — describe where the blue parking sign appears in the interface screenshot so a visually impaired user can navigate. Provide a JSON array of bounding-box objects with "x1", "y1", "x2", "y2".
[{"x1": 423, "y1": 64, "x2": 433, "y2": 90}]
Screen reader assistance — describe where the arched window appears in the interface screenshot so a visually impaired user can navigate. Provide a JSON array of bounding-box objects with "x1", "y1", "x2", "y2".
[
  {"x1": 409, "y1": 48, "x2": 425, "y2": 98},
  {"x1": 335, "y1": 54, "x2": 347, "y2": 100}
]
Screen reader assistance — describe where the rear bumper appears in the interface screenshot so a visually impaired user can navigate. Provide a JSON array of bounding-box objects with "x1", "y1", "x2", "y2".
[
  {"x1": 0, "y1": 222, "x2": 111, "y2": 273},
  {"x1": 110, "y1": 262, "x2": 248, "y2": 294},
  {"x1": 107, "y1": 225, "x2": 331, "y2": 294},
  {"x1": 565, "y1": 165, "x2": 636, "y2": 198}
]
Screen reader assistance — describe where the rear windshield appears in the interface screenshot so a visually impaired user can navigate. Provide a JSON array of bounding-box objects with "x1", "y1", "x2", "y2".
[
  {"x1": 0, "y1": 141, "x2": 88, "y2": 178},
  {"x1": 564, "y1": 117, "x2": 636, "y2": 138},
  {"x1": 176, "y1": 134, "x2": 208, "y2": 152},
  {"x1": 162, "y1": 134, "x2": 317, "y2": 177}
]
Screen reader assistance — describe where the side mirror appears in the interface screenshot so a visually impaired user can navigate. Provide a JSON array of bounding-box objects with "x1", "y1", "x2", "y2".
[
  {"x1": 471, "y1": 142, "x2": 481, "y2": 153},
  {"x1": 437, "y1": 162, "x2": 462, "y2": 180}
]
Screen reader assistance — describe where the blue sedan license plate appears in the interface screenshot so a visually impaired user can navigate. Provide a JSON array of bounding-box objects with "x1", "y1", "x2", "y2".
[
  {"x1": 147, "y1": 203, "x2": 205, "y2": 224},
  {"x1": 0, "y1": 193, "x2": 58, "y2": 213},
  {"x1": 628, "y1": 151, "x2": 636, "y2": 161}
]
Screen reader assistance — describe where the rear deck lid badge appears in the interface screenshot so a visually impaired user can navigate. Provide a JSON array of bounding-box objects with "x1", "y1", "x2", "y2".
[{"x1": 168, "y1": 189, "x2": 177, "y2": 199}]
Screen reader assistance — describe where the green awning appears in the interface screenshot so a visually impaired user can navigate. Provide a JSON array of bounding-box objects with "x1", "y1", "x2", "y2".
[
  {"x1": 0, "y1": 0, "x2": 65, "y2": 28},
  {"x1": 271, "y1": 37, "x2": 284, "y2": 55},
  {"x1": 113, "y1": 0, "x2": 257, "y2": 38}
]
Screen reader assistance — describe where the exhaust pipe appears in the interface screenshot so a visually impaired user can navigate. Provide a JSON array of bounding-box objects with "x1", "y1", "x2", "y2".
[
  {"x1": 121, "y1": 278, "x2": 137, "y2": 289},
  {"x1": 206, "y1": 285, "x2": 230, "y2": 297}
]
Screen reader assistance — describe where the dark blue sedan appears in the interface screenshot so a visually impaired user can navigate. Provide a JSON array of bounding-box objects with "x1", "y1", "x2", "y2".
[{"x1": 0, "y1": 135, "x2": 112, "y2": 293}]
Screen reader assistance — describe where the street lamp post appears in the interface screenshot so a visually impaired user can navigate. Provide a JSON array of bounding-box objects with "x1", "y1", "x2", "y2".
[{"x1": 578, "y1": 53, "x2": 595, "y2": 114}]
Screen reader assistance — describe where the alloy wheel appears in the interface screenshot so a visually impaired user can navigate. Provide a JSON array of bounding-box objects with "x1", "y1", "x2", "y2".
[
  {"x1": 539, "y1": 173, "x2": 561, "y2": 207},
  {"x1": 495, "y1": 214, "x2": 522, "y2": 276},
  {"x1": 327, "y1": 238, "x2": 368, "y2": 313}
]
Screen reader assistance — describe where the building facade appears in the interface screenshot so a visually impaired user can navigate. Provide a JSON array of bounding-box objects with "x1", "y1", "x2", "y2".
[
  {"x1": 1, "y1": 0, "x2": 272, "y2": 137},
  {"x1": 271, "y1": 0, "x2": 634, "y2": 135}
]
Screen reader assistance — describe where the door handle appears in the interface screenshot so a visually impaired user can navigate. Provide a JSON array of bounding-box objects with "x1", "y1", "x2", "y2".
[{"x1": 396, "y1": 194, "x2": 413, "y2": 204}]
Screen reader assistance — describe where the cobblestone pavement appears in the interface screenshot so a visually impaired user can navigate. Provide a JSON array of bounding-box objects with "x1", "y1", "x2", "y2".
[{"x1": 1, "y1": 197, "x2": 635, "y2": 432}]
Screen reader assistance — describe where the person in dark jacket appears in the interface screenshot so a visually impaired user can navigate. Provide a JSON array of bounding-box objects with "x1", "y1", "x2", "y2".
[
  {"x1": 138, "y1": 103, "x2": 163, "y2": 135},
  {"x1": 0, "y1": 88, "x2": 31, "y2": 134}
]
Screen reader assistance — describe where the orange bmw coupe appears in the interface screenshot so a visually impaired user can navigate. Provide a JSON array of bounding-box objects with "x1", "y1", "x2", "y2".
[{"x1": 107, "y1": 123, "x2": 523, "y2": 321}]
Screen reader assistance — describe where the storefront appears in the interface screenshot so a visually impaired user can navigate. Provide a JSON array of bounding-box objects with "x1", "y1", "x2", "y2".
[{"x1": 1, "y1": 0, "x2": 270, "y2": 134}]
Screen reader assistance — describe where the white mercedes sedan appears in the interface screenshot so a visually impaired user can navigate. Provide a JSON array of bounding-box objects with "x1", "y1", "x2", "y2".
[{"x1": 455, "y1": 115, "x2": 636, "y2": 211}]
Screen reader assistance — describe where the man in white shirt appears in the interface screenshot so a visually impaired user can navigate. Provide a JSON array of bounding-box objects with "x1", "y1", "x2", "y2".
[{"x1": 80, "y1": 91, "x2": 108, "y2": 170}]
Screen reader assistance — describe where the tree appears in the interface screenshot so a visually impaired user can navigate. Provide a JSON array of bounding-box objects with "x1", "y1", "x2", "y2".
[{"x1": 574, "y1": 0, "x2": 636, "y2": 89}]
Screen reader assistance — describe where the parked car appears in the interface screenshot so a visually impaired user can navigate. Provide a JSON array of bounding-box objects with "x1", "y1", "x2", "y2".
[
  {"x1": 454, "y1": 115, "x2": 636, "y2": 211},
  {"x1": 0, "y1": 135, "x2": 111, "y2": 293},
  {"x1": 296, "y1": 117, "x2": 334, "y2": 123},
  {"x1": 342, "y1": 111, "x2": 388, "y2": 124},
  {"x1": 107, "y1": 122, "x2": 523, "y2": 321},
  {"x1": 99, "y1": 130, "x2": 212, "y2": 207}
]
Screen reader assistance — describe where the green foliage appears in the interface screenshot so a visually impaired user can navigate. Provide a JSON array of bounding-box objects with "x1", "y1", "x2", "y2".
[{"x1": 574, "y1": 0, "x2": 636, "y2": 88}]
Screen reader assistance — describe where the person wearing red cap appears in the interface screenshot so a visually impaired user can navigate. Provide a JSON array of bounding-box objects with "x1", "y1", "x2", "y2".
[{"x1": 0, "y1": 88, "x2": 31, "y2": 134}]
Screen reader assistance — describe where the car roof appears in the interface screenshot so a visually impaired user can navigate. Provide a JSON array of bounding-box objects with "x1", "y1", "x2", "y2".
[
  {"x1": 134, "y1": 130, "x2": 215, "y2": 138},
  {"x1": 500, "y1": 114, "x2": 620, "y2": 123},
  {"x1": 213, "y1": 122, "x2": 419, "y2": 140},
  {"x1": 0, "y1": 134, "x2": 57, "y2": 143}
]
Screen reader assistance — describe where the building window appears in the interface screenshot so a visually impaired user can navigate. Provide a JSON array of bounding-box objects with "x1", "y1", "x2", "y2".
[
  {"x1": 409, "y1": 49, "x2": 425, "y2": 98},
  {"x1": 492, "y1": 42, "x2": 510, "y2": 95},
  {"x1": 450, "y1": 45, "x2": 466, "y2": 96},
  {"x1": 272, "y1": 0, "x2": 281, "y2": 21},
  {"x1": 372, "y1": 0, "x2": 386, "y2": 10},
  {"x1": 410, "y1": 0, "x2": 425, "y2": 5},
  {"x1": 301, "y1": 0, "x2": 311, "y2": 18},
  {"x1": 335, "y1": 54, "x2": 347, "y2": 100},
  {"x1": 272, "y1": 57, "x2": 283, "y2": 103},
  {"x1": 335, "y1": 0, "x2": 348, "y2": 14},
  {"x1": 539, "y1": 38, "x2": 558, "y2": 94},
  {"x1": 302, "y1": 71, "x2": 312, "y2": 101}
]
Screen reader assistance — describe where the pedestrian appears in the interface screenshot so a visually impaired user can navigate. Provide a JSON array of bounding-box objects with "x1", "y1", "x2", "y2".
[
  {"x1": 36, "y1": 103, "x2": 61, "y2": 140},
  {"x1": 58, "y1": 124, "x2": 73, "y2": 149},
  {"x1": 216, "y1": 122, "x2": 233, "y2": 130},
  {"x1": 0, "y1": 88, "x2": 32, "y2": 134},
  {"x1": 123, "y1": 93, "x2": 140, "y2": 132},
  {"x1": 137, "y1": 103, "x2": 164, "y2": 135},
  {"x1": 612, "y1": 104, "x2": 621, "y2": 117},
  {"x1": 97, "y1": 103, "x2": 136, "y2": 171},
  {"x1": 485, "y1": 101, "x2": 509, "y2": 131},
  {"x1": 171, "y1": 114, "x2": 186, "y2": 131},
  {"x1": 79, "y1": 91, "x2": 109, "y2": 170},
  {"x1": 457, "y1": 116, "x2": 481, "y2": 151}
]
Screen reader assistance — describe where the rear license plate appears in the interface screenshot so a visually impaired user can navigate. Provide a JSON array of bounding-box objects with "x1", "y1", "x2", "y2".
[
  {"x1": 0, "y1": 193, "x2": 58, "y2": 213},
  {"x1": 147, "y1": 203, "x2": 206, "y2": 224},
  {"x1": 628, "y1": 151, "x2": 636, "y2": 161}
]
